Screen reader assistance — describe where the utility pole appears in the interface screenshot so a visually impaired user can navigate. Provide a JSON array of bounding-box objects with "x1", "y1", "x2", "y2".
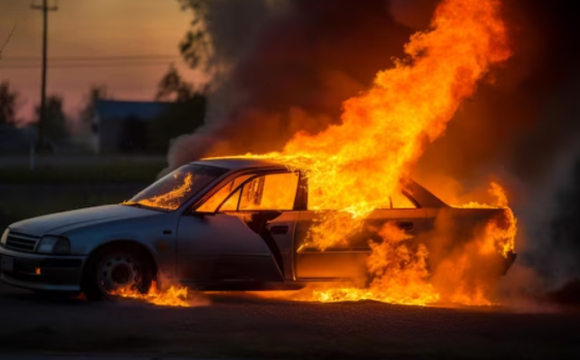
[
  {"x1": 31, "y1": 0, "x2": 57, "y2": 150},
  {"x1": 0, "y1": 26, "x2": 16, "y2": 60}
]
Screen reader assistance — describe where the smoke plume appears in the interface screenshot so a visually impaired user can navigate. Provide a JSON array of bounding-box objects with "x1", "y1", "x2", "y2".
[
  {"x1": 169, "y1": 0, "x2": 414, "y2": 168},
  {"x1": 169, "y1": 0, "x2": 580, "y2": 300}
]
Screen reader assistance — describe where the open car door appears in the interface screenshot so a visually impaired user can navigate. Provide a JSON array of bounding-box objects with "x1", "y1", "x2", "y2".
[{"x1": 176, "y1": 170, "x2": 301, "y2": 288}]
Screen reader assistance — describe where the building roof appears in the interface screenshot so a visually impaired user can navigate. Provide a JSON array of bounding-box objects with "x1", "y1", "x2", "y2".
[
  {"x1": 0, "y1": 124, "x2": 33, "y2": 153},
  {"x1": 95, "y1": 100, "x2": 171, "y2": 121}
]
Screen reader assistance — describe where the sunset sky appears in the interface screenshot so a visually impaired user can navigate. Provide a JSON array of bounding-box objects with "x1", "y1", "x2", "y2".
[{"x1": 0, "y1": 0, "x2": 204, "y2": 122}]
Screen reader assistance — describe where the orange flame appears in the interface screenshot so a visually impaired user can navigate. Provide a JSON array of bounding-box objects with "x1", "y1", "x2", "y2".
[
  {"x1": 302, "y1": 223, "x2": 441, "y2": 306},
  {"x1": 124, "y1": 173, "x2": 194, "y2": 210},
  {"x1": 456, "y1": 182, "x2": 517, "y2": 257},
  {"x1": 235, "y1": 0, "x2": 515, "y2": 306},
  {"x1": 240, "y1": 0, "x2": 511, "y2": 242},
  {"x1": 111, "y1": 281, "x2": 208, "y2": 307}
]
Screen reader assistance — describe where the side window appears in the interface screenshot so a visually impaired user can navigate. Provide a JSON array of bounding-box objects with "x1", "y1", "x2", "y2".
[
  {"x1": 239, "y1": 172, "x2": 299, "y2": 211},
  {"x1": 391, "y1": 191, "x2": 418, "y2": 209},
  {"x1": 196, "y1": 175, "x2": 250, "y2": 212},
  {"x1": 220, "y1": 188, "x2": 241, "y2": 211}
]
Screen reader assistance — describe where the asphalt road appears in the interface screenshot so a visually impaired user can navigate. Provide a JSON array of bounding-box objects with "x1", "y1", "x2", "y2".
[{"x1": 0, "y1": 283, "x2": 579, "y2": 360}]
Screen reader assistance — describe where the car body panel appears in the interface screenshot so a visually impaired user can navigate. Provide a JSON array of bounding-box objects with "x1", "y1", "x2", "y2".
[
  {"x1": 294, "y1": 209, "x2": 430, "y2": 280},
  {"x1": 0, "y1": 245, "x2": 86, "y2": 292},
  {"x1": 176, "y1": 212, "x2": 284, "y2": 283},
  {"x1": 8, "y1": 205, "x2": 160, "y2": 238},
  {"x1": 264, "y1": 211, "x2": 299, "y2": 281}
]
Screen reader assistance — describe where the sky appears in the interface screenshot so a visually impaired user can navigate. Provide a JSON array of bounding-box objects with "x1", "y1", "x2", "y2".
[{"x1": 0, "y1": 0, "x2": 204, "y2": 122}]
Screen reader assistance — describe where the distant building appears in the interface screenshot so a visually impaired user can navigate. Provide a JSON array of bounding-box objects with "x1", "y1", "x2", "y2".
[
  {"x1": 93, "y1": 100, "x2": 169, "y2": 154},
  {"x1": 0, "y1": 124, "x2": 33, "y2": 154},
  {"x1": 92, "y1": 99, "x2": 205, "y2": 154}
]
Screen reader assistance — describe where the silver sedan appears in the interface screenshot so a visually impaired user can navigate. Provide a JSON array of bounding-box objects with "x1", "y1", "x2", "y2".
[{"x1": 0, "y1": 158, "x2": 516, "y2": 299}]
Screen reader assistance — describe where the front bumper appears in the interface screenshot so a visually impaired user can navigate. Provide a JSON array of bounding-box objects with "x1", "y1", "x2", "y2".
[{"x1": 0, "y1": 246, "x2": 86, "y2": 292}]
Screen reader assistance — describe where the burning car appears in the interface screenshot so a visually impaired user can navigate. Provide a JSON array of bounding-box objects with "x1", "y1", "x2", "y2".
[{"x1": 0, "y1": 158, "x2": 516, "y2": 300}]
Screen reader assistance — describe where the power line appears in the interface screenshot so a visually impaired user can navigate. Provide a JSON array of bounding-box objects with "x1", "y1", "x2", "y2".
[
  {"x1": 0, "y1": 25, "x2": 16, "y2": 59},
  {"x1": 1, "y1": 54, "x2": 181, "y2": 62},
  {"x1": 0, "y1": 61, "x2": 177, "y2": 69}
]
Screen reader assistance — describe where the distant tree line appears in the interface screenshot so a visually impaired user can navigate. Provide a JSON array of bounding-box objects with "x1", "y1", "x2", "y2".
[
  {"x1": 0, "y1": 81, "x2": 18, "y2": 126},
  {"x1": 0, "y1": 80, "x2": 68, "y2": 148}
]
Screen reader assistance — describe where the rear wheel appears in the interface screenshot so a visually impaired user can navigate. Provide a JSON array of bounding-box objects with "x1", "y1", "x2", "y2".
[{"x1": 83, "y1": 245, "x2": 153, "y2": 301}]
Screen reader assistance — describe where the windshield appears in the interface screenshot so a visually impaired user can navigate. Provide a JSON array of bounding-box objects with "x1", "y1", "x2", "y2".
[{"x1": 124, "y1": 164, "x2": 227, "y2": 211}]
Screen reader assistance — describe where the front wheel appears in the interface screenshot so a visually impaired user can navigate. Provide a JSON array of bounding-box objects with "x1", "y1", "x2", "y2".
[{"x1": 82, "y1": 246, "x2": 153, "y2": 301}]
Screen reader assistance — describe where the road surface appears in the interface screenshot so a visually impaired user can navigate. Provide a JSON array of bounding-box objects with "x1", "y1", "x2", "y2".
[{"x1": 0, "y1": 282, "x2": 578, "y2": 359}]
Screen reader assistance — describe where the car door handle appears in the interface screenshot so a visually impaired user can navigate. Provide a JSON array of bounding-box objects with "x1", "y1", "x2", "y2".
[
  {"x1": 270, "y1": 225, "x2": 289, "y2": 235},
  {"x1": 396, "y1": 221, "x2": 414, "y2": 231}
]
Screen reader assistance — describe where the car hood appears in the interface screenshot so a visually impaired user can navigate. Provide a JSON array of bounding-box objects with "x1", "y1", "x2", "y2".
[{"x1": 8, "y1": 204, "x2": 162, "y2": 237}]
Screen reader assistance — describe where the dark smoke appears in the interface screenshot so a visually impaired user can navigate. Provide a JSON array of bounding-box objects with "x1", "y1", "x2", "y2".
[
  {"x1": 168, "y1": 0, "x2": 415, "y2": 167},
  {"x1": 169, "y1": 0, "x2": 580, "y2": 299},
  {"x1": 389, "y1": 0, "x2": 437, "y2": 29},
  {"x1": 415, "y1": 0, "x2": 580, "y2": 290}
]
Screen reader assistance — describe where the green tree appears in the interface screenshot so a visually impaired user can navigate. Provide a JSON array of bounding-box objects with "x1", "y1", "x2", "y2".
[
  {"x1": 35, "y1": 95, "x2": 68, "y2": 143},
  {"x1": 176, "y1": 0, "x2": 212, "y2": 69},
  {"x1": 155, "y1": 65, "x2": 196, "y2": 102},
  {"x1": 150, "y1": 65, "x2": 206, "y2": 153},
  {"x1": 0, "y1": 81, "x2": 18, "y2": 126}
]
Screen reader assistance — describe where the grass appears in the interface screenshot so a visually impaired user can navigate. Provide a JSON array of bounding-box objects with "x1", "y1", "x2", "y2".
[
  {"x1": 0, "y1": 184, "x2": 145, "y2": 228},
  {"x1": 0, "y1": 162, "x2": 165, "y2": 184},
  {"x1": 0, "y1": 158, "x2": 164, "y2": 227}
]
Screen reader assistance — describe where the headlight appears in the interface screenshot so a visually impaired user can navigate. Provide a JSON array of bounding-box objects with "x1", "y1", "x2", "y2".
[
  {"x1": 37, "y1": 236, "x2": 70, "y2": 254},
  {"x1": 0, "y1": 228, "x2": 9, "y2": 246}
]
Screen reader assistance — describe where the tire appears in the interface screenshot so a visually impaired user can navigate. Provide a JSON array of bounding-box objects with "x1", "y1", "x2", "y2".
[{"x1": 82, "y1": 244, "x2": 153, "y2": 301}]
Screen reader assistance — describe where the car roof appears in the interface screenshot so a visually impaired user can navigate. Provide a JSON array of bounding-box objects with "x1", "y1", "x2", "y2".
[
  {"x1": 191, "y1": 157, "x2": 448, "y2": 208},
  {"x1": 192, "y1": 157, "x2": 286, "y2": 171}
]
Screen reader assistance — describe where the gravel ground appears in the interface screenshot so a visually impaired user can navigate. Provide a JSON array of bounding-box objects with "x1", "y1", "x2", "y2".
[
  {"x1": 0, "y1": 356, "x2": 207, "y2": 360},
  {"x1": 0, "y1": 283, "x2": 579, "y2": 360}
]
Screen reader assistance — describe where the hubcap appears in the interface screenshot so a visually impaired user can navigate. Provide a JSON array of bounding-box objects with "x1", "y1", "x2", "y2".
[{"x1": 97, "y1": 254, "x2": 142, "y2": 294}]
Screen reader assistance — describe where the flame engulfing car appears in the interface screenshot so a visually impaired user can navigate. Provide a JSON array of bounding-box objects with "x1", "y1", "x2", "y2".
[{"x1": 0, "y1": 158, "x2": 516, "y2": 299}]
